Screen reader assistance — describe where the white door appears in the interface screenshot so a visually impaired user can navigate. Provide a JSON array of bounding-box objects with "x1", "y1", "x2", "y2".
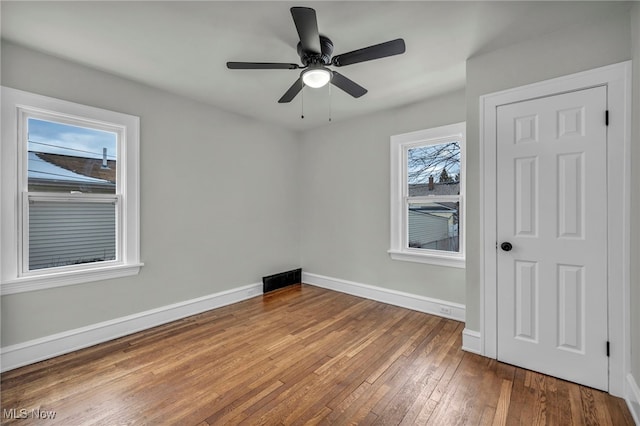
[{"x1": 496, "y1": 86, "x2": 608, "y2": 391}]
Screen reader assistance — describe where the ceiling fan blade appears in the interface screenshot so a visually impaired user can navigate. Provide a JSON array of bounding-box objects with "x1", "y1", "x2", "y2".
[
  {"x1": 291, "y1": 7, "x2": 321, "y2": 54},
  {"x1": 278, "y1": 77, "x2": 304, "y2": 103},
  {"x1": 332, "y1": 38, "x2": 406, "y2": 67},
  {"x1": 227, "y1": 62, "x2": 299, "y2": 70},
  {"x1": 331, "y1": 72, "x2": 367, "y2": 98}
]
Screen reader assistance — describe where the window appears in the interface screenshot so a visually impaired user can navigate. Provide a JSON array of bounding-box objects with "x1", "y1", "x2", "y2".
[
  {"x1": 1, "y1": 87, "x2": 142, "y2": 294},
  {"x1": 389, "y1": 122, "x2": 465, "y2": 268}
]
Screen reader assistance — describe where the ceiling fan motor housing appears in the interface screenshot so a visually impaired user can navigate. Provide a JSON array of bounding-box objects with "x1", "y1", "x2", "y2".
[{"x1": 297, "y1": 35, "x2": 334, "y2": 66}]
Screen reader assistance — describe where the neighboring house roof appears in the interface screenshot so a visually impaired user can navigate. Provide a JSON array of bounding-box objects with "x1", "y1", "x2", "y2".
[
  {"x1": 408, "y1": 181, "x2": 459, "y2": 197},
  {"x1": 35, "y1": 152, "x2": 116, "y2": 183},
  {"x1": 28, "y1": 152, "x2": 115, "y2": 191}
]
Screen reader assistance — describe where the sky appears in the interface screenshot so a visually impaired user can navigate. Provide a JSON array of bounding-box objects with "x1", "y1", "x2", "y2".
[{"x1": 28, "y1": 118, "x2": 117, "y2": 160}]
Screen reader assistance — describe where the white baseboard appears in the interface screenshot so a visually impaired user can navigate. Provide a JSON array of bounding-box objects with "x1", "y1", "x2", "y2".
[
  {"x1": 0, "y1": 282, "x2": 263, "y2": 372},
  {"x1": 462, "y1": 328, "x2": 482, "y2": 354},
  {"x1": 302, "y1": 272, "x2": 465, "y2": 322},
  {"x1": 626, "y1": 373, "x2": 640, "y2": 425}
]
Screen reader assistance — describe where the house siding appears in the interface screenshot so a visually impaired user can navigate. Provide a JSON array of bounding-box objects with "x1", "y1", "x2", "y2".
[
  {"x1": 29, "y1": 201, "x2": 116, "y2": 270},
  {"x1": 408, "y1": 210, "x2": 449, "y2": 249}
]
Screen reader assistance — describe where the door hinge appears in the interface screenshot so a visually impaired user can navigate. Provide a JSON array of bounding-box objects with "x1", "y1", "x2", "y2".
[
  {"x1": 606, "y1": 341, "x2": 610, "y2": 357},
  {"x1": 605, "y1": 110, "x2": 609, "y2": 126}
]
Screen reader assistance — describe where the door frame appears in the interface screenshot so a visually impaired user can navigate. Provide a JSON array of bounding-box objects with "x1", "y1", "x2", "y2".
[{"x1": 479, "y1": 61, "x2": 631, "y2": 397}]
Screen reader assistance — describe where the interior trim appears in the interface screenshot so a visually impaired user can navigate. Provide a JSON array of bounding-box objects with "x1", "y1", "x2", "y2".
[
  {"x1": 626, "y1": 373, "x2": 640, "y2": 425},
  {"x1": 462, "y1": 328, "x2": 481, "y2": 354},
  {"x1": 303, "y1": 272, "x2": 465, "y2": 322},
  {"x1": 0, "y1": 282, "x2": 263, "y2": 372}
]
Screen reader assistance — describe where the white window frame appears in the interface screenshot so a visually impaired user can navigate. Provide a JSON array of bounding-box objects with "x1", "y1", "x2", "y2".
[
  {"x1": 389, "y1": 122, "x2": 465, "y2": 268},
  {"x1": 1, "y1": 87, "x2": 142, "y2": 294}
]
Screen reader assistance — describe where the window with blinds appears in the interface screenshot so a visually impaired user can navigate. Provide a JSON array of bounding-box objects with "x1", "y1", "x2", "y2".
[
  {"x1": 22, "y1": 115, "x2": 120, "y2": 273},
  {"x1": 2, "y1": 86, "x2": 141, "y2": 294}
]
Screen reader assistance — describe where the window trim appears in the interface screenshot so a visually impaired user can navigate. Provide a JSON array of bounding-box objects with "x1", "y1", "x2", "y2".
[
  {"x1": 20, "y1": 109, "x2": 123, "y2": 276},
  {"x1": 389, "y1": 122, "x2": 466, "y2": 268},
  {"x1": 1, "y1": 87, "x2": 142, "y2": 294}
]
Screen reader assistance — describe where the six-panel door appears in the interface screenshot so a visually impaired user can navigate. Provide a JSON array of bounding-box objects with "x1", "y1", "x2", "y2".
[{"x1": 496, "y1": 86, "x2": 609, "y2": 391}]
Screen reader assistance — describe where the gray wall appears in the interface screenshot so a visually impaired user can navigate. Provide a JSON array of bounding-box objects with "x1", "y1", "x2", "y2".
[
  {"x1": 464, "y1": 6, "x2": 632, "y2": 333},
  {"x1": 631, "y1": 1, "x2": 640, "y2": 387},
  {"x1": 1, "y1": 41, "x2": 301, "y2": 346},
  {"x1": 299, "y1": 90, "x2": 466, "y2": 304}
]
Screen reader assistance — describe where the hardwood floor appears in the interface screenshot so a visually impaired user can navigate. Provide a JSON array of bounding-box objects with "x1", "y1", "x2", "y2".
[{"x1": 1, "y1": 284, "x2": 634, "y2": 425}]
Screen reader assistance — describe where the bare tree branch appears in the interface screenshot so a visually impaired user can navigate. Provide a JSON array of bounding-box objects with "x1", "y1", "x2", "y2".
[{"x1": 407, "y1": 142, "x2": 460, "y2": 183}]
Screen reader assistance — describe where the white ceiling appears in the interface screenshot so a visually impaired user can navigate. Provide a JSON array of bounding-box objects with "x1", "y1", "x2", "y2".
[{"x1": 1, "y1": 1, "x2": 627, "y2": 130}]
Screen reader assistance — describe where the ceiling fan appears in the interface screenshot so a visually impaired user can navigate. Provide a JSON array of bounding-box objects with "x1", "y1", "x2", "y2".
[{"x1": 227, "y1": 7, "x2": 406, "y2": 103}]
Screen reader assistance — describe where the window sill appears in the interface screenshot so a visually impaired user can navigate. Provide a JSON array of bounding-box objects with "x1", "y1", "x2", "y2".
[
  {"x1": 1, "y1": 263, "x2": 144, "y2": 295},
  {"x1": 388, "y1": 250, "x2": 465, "y2": 269}
]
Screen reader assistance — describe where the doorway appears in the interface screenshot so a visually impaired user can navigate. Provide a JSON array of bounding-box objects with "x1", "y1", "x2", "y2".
[{"x1": 480, "y1": 61, "x2": 631, "y2": 396}]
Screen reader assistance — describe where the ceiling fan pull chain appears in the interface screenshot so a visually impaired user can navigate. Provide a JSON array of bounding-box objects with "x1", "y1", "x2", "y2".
[
  {"x1": 328, "y1": 82, "x2": 332, "y2": 122},
  {"x1": 301, "y1": 86, "x2": 305, "y2": 119}
]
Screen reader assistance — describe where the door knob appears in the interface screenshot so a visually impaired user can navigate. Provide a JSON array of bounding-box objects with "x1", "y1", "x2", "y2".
[{"x1": 501, "y1": 242, "x2": 513, "y2": 252}]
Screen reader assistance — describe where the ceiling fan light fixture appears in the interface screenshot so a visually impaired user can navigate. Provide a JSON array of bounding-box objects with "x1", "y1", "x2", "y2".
[{"x1": 302, "y1": 67, "x2": 331, "y2": 88}]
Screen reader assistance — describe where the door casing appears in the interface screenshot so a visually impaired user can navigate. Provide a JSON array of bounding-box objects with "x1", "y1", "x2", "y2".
[{"x1": 479, "y1": 61, "x2": 631, "y2": 397}]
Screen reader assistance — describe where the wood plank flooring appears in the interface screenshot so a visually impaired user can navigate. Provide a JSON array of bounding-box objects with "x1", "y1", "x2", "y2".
[{"x1": 1, "y1": 284, "x2": 634, "y2": 425}]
